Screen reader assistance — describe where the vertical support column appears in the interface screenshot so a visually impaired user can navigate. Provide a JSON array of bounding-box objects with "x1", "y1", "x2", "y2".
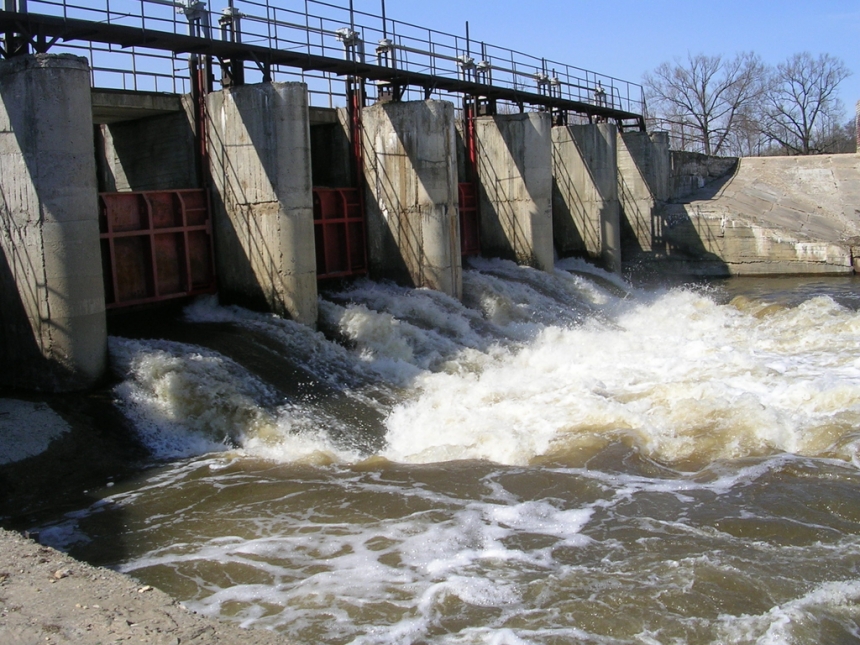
[
  {"x1": 617, "y1": 131, "x2": 670, "y2": 257},
  {"x1": 361, "y1": 99, "x2": 462, "y2": 299},
  {"x1": 0, "y1": 54, "x2": 106, "y2": 391},
  {"x1": 552, "y1": 122, "x2": 620, "y2": 273},
  {"x1": 206, "y1": 82, "x2": 318, "y2": 326},
  {"x1": 475, "y1": 112, "x2": 554, "y2": 272},
  {"x1": 855, "y1": 100, "x2": 859, "y2": 154}
]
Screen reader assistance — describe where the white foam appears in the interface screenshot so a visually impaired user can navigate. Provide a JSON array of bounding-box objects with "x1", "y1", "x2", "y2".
[
  {"x1": 115, "y1": 262, "x2": 860, "y2": 470},
  {"x1": 0, "y1": 399, "x2": 70, "y2": 465},
  {"x1": 109, "y1": 337, "x2": 359, "y2": 463},
  {"x1": 716, "y1": 579, "x2": 860, "y2": 643},
  {"x1": 381, "y1": 280, "x2": 860, "y2": 468}
]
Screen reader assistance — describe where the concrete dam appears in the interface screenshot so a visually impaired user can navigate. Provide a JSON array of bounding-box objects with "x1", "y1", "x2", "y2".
[{"x1": 1, "y1": 0, "x2": 859, "y2": 394}]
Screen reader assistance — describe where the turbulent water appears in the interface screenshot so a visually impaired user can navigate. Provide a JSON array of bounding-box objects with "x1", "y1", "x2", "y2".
[{"x1": 36, "y1": 259, "x2": 860, "y2": 644}]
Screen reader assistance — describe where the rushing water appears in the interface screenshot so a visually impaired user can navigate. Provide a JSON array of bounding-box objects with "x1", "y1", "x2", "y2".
[{"x1": 36, "y1": 259, "x2": 860, "y2": 644}]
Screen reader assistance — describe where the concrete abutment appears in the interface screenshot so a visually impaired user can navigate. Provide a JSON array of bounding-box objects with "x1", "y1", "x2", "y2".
[
  {"x1": 0, "y1": 54, "x2": 107, "y2": 392},
  {"x1": 552, "y1": 123, "x2": 621, "y2": 273},
  {"x1": 361, "y1": 99, "x2": 462, "y2": 298},
  {"x1": 206, "y1": 81, "x2": 318, "y2": 326},
  {"x1": 475, "y1": 112, "x2": 554, "y2": 272}
]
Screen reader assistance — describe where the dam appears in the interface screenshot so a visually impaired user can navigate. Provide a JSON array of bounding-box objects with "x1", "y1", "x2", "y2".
[
  {"x1": 3, "y1": 4, "x2": 860, "y2": 643},
  {"x1": 0, "y1": 0, "x2": 859, "y2": 394}
]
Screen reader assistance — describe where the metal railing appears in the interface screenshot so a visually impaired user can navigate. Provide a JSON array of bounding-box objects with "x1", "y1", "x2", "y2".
[{"x1": 3, "y1": 0, "x2": 645, "y2": 116}]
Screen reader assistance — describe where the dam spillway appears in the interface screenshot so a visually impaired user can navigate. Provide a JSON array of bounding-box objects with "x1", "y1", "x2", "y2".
[{"x1": 16, "y1": 260, "x2": 860, "y2": 643}]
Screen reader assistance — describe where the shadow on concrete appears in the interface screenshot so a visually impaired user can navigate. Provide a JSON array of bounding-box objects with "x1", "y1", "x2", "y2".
[
  {"x1": 361, "y1": 100, "x2": 459, "y2": 292},
  {"x1": 310, "y1": 111, "x2": 353, "y2": 188},
  {"x1": 551, "y1": 139, "x2": 590, "y2": 257},
  {"x1": 0, "y1": 162, "x2": 79, "y2": 391},
  {"x1": 206, "y1": 84, "x2": 292, "y2": 315},
  {"x1": 476, "y1": 113, "x2": 550, "y2": 270},
  {"x1": 618, "y1": 134, "x2": 731, "y2": 278},
  {"x1": 0, "y1": 232, "x2": 76, "y2": 390},
  {"x1": 96, "y1": 108, "x2": 198, "y2": 192},
  {"x1": 552, "y1": 126, "x2": 617, "y2": 268}
]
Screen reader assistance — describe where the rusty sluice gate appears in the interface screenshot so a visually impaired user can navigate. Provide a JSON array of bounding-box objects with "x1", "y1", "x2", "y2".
[
  {"x1": 313, "y1": 187, "x2": 368, "y2": 280},
  {"x1": 458, "y1": 183, "x2": 480, "y2": 257},
  {"x1": 99, "y1": 189, "x2": 216, "y2": 308}
]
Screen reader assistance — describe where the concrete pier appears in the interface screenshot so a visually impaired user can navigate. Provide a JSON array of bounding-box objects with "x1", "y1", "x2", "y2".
[
  {"x1": 0, "y1": 54, "x2": 107, "y2": 391},
  {"x1": 361, "y1": 100, "x2": 462, "y2": 298},
  {"x1": 475, "y1": 112, "x2": 554, "y2": 272},
  {"x1": 617, "y1": 131, "x2": 670, "y2": 257},
  {"x1": 552, "y1": 123, "x2": 620, "y2": 273},
  {"x1": 206, "y1": 82, "x2": 318, "y2": 326}
]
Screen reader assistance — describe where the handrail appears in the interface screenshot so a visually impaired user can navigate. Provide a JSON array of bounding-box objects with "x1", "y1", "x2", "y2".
[{"x1": 1, "y1": 0, "x2": 645, "y2": 121}]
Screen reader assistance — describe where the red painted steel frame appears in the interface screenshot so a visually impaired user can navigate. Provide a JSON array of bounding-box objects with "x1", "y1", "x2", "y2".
[
  {"x1": 458, "y1": 183, "x2": 481, "y2": 257},
  {"x1": 459, "y1": 100, "x2": 481, "y2": 258},
  {"x1": 313, "y1": 187, "x2": 368, "y2": 280},
  {"x1": 99, "y1": 189, "x2": 216, "y2": 309}
]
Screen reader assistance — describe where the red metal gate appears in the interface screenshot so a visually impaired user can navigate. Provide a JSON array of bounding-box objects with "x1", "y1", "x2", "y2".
[
  {"x1": 313, "y1": 187, "x2": 368, "y2": 279},
  {"x1": 99, "y1": 189, "x2": 216, "y2": 309},
  {"x1": 458, "y1": 183, "x2": 481, "y2": 257}
]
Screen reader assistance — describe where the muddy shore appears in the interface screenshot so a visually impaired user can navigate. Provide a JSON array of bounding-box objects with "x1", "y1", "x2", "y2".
[
  {"x1": 0, "y1": 526, "x2": 287, "y2": 644},
  {"x1": 0, "y1": 386, "x2": 289, "y2": 644}
]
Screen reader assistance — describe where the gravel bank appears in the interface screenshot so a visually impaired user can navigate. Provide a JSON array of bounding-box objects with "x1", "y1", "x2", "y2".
[
  {"x1": 0, "y1": 388, "x2": 289, "y2": 644},
  {"x1": 0, "y1": 527, "x2": 287, "y2": 644}
]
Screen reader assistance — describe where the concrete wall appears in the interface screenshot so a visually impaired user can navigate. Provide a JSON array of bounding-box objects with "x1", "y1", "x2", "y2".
[
  {"x1": 0, "y1": 54, "x2": 106, "y2": 391},
  {"x1": 206, "y1": 82, "x2": 318, "y2": 326},
  {"x1": 475, "y1": 112, "x2": 554, "y2": 272},
  {"x1": 617, "y1": 131, "x2": 670, "y2": 256},
  {"x1": 652, "y1": 154, "x2": 860, "y2": 275},
  {"x1": 552, "y1": 123, "x2": 620, "y2": 272},
  {"x1": 96, "y1": 96, "x2": 197, "y2": 192},
  {"x1": 657, "y1": 205, "x2": 852, "y2": 276},
  {"x1": 361, "y1": 100, "x2": 462, "y2": 298},
  {"x1": 668, "y1": 151, "x2": 738, "y2": 201}
]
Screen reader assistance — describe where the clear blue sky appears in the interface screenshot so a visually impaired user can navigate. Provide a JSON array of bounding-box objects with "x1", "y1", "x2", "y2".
[{"x1": 379, "y1": 0, "x2": 859, "y2": 122}]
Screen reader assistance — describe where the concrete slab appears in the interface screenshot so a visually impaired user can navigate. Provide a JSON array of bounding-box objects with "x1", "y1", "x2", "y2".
[
  {"x1": 0, "y1": 399, "x2": 70, "y2": 465},
  {"x1": 91, "y1": 89, "x2": 184, "y2": 124}
]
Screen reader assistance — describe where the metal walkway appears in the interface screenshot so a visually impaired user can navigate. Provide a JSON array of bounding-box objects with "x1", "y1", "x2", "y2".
[{"x1": 0, "y1": 0, "x2": 645, "y2": 128}]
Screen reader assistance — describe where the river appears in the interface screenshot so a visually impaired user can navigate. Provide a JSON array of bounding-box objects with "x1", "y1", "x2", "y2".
[{"x1": 34, "y1": 258, "x2": 860, "y2": 644}]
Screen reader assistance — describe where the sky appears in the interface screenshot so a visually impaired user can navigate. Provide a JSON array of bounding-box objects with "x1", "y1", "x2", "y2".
[{"x1": 378, "y1": 0, "x2": 860, "y2": 122}]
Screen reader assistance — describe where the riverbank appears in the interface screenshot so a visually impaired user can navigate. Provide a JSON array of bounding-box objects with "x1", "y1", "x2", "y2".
[
  {"x1": 0, "y1": 391, "x2": 288, "y2": 644},
  {"x1": 0, "y1": 526, "x2": 286, "y2": 644}
]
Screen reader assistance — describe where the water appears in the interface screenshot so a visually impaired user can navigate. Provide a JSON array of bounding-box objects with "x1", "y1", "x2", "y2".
[{"x1": 35, "y1": 259, "x2": 860, "y2": 644}]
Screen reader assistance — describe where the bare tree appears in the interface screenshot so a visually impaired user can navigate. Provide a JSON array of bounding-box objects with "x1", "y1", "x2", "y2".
[
  {"x1": 760, "y1": 52, "x2": 851, "y2": 155},
  {"x1": 644, "y1": 52, "x2": 767, "y2": 156},
  {"x1": 820, "y1": 117, "x2": 857, "y2": 154}
]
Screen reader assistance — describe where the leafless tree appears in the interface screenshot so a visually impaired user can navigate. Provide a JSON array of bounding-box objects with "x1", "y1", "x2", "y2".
[
  {"x1": 760, "y1": 52, "x2": 851, "y2": 155},
  {"x1": 819, "y1": 117, "x2": 857, "y2": 154},
  {"x1": 644, "y1": 52, "x2": 767, "y2": 156}
]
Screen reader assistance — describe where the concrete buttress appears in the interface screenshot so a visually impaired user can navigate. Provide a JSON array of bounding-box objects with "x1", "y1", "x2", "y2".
[
  {"x1": 552, "y1": 123, "x2": 621, "y2": 273},
  {"x1": 475, "y1": 112, "x2": 554, "y2": 272},
  {"x1": 206, "y1": 82, "x2": 318, "y2": 326},
  {"x1": 361, "y1": 99, "x2": 462, "y2": 299},
  {"x1": 0, "y1": 54, "x2": 107, "y2": 391}
]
